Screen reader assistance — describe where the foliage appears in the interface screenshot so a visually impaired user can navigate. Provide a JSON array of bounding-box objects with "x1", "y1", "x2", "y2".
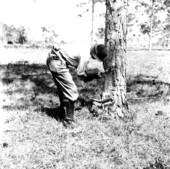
[
  {"x1": 1, "y1": 23, "x2": 27, "y2": 45},
  {"x1": 96, "y1": 27, "x2": 105, "y2": 39},
  {"x1": 164, "y1": 0, "x2": 170, "y2": 7},
  {"x1": 140, "y1": 23, "x2": 151, "y2": 35},
  {"x1": 127, "y1": 0, "x2": 170, "y2": 48},
  {"x1": 0, "y1": 23, "x2": 60, "y2": 48},
  {"x1": 41, "y1": 26, "x2": 58, "y2": 45},
  {"x1": 0, "y1": 0, "x2": 170, "y2": 48},
  {"x1": 75, "y1": 0, "x2": 170, "y2": 48}
]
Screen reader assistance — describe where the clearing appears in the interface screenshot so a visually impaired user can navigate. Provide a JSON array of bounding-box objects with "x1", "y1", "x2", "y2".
[{"x1": 0, "y1": 48, "x2": 170, "y2": 169}]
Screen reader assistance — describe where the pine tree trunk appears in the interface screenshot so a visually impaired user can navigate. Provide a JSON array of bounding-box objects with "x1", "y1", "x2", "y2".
[{"x1": 102, "y1": 0, "x2": 128, "y2": 118}]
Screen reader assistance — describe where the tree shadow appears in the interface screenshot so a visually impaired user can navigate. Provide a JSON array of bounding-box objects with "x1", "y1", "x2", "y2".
[
  {"x1": 127, "y1": 74, "x2": 170, "y2": 102},
  {"x1": 2, "y1": 63, "x2": 56, "y2": 94},
  {"x1": 2, "y1": 63, "x2": 170, "y2": 109}
]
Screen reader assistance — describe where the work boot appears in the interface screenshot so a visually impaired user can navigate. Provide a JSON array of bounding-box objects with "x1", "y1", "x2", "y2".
[
  {"x1": 59, "y1": 105, "x2": 65, "y2": 121},
  {"x1": 62, "y1": 99, "x2": 77, "y2": 128}
]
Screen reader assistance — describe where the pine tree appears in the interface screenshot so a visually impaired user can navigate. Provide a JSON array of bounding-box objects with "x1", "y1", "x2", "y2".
[{"x1": 103, "y1": 0, "x2": 128, "y2": 118}]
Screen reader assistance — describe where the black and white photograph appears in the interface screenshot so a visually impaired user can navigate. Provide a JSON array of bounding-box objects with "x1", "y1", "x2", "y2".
[{"x1": 0, "y1": 0, "x2": 170, "y2": 168}]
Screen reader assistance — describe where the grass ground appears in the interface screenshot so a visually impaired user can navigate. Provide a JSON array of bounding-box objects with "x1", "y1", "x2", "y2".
[{"x1": 0, "y1": 48, "x2": 170, "y2": 169}]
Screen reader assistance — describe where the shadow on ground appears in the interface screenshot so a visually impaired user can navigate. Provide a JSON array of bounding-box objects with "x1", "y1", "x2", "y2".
[
  {"x1": 1, "y1": 63, "x2": 56, "y2": 94},
  {"x1": 127, "y1": 74, "x2": 170, "y2": 103},
  {"x1": 1, "y1": 63, "x2": 170, "y2": 108},
  {"x1": 40, "y1": 107, "x2": 64, "y2": 122}
]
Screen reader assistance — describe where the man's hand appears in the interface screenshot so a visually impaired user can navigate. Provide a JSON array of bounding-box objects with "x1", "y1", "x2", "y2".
[
  {"x1": 80, "y1": 67, "x2": 114, "y2": 82},
  {"x1": 80, "y1": 70, "x2": 101, "y2": 82},
  {"x1": 104, "y1": 67, "x2": 114, "y2": 74},
  {"x1": 97, "y1": 67, "x2": 114, "y2": 77}
]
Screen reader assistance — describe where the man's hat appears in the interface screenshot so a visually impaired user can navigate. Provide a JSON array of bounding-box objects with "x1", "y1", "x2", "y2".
[{"x1": 90, "y1": 44, "x2": 107, "y2": 61}]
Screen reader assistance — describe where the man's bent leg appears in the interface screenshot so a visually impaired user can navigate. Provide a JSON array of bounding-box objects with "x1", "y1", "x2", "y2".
[
  {"x1": 51, "y1": 70, "x2": 78, "y2": 124},
  {"x1": 46, "y1": 56, "x2": 78, "y2": 126}
]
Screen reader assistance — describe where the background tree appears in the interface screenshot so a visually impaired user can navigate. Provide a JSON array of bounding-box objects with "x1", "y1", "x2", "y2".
[
  {"x1": 1, "y1": 24, "x2": 27, "y2": 45},
  {"x1": 90, "y1": 0, "x2": 105, "y2": 43},
  {"x1": 77, "y1": 0, "x2": 105, "y2": 43},
  {"x1": 17, "y1": 26, "x2": 27, "y2": 44},
  {"x1": 127, "y1": 0, "x2": 168, "y2": 49},
  {"x1": 149, "y1": 0, "x2": 154, "y2": 51},
  {"x1": 147, "y1": 0, "x2": 166, "y2": 51},
  {"x1": 2, "y1": 24, "x2": 14, "y2": 44},
  {"x1": 161, "y1": 0, "x2": 170, "y2": 48},
  {"x1": 163, "y1": 18, "x2": 170, "y2": 48},
  {"x1": 103, "y1": 0, "x2": 128, "y2": 117},
  {"x1": 91, "y1": 0, "x2": 95, "y2": 43},
  {"x1": 41, "y1": 26, "x2": 58, "y2": 47}
]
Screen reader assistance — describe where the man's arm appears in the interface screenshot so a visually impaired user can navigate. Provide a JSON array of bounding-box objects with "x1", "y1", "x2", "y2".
[
  {"x1": 78, "y1": 67, "x2": 114, "y2": 82},
  {"x1": 78, "y1": 69, "x2": 101, "y2": 82}
]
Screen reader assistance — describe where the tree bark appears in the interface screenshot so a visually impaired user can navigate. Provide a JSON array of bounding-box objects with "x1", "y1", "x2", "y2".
[{"x1": 103, "y1": 0, "x2": 128, "y2": 118}]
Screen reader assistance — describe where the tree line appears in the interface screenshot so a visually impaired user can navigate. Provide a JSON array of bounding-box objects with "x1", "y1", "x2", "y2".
[
  {"x1": 0, "y1": 0, "x2": 170, "y2": 50},
  {"x1": 0, "y1": 24, "x2": 58, "y2": 48}
]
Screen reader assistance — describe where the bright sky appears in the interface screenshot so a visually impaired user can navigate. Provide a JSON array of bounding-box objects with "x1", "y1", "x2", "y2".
[
  {"x1": 0, "y1": 0, "x2": 95, "y2": 41},
  {"x1": 0, "y1": 0, "x2": 82, "y2": 25}
]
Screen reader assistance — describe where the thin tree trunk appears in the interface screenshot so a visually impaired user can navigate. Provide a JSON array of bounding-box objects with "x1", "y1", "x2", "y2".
[
  {"x1": 91, "y1": 0, "x2": 95, "y2": 43},
  {"x1": 103, "y1": 0, "x2": 128, "y2": 118},
  {"x1": 149, "y1": 0, "x2": 154, "y2": 51}
]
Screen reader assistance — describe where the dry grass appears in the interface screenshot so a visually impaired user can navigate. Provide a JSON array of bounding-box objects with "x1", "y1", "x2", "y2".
[{"x1": 0, "y1": 48, "x2": 170, "y2": 169}]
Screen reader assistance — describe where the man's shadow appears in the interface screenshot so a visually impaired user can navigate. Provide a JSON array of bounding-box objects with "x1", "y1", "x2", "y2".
[{"x1": 41, "y1": 107, "x2": 64, "y2": 121}]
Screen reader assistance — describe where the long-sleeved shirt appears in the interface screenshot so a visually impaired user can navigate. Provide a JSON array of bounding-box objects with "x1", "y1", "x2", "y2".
[{"x1": 56, "y1": 42, "x2": 98, "y2": 76}]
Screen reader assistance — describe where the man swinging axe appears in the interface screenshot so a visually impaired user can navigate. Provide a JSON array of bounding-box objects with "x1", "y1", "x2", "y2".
[{"x1": 46, "y1": 42, "x2": 108, "y2": 127}]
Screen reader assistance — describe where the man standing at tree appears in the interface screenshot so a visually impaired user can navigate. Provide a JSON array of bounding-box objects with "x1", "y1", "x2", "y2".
[{"x1": 46, "y1": 42, "x2": 108, "y2": 127}]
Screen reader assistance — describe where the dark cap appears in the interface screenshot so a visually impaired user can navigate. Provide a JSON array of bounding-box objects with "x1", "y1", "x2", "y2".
[
  {"x1": 90, "y1": 44, "x2": 108, "y2": 61},
  {"x1": 96, "y1": 44, "x2": 107, "y2": 61}
]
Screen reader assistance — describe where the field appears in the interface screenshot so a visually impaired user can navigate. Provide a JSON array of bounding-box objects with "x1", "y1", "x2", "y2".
[{"x1": 0, "y1": 48, "x2": 170, "y2": 169}]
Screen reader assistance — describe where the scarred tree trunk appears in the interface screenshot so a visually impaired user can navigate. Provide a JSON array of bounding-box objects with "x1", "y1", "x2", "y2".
[{"x1": 102, "y1": 0, "x2": 128, "y2": 118}]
